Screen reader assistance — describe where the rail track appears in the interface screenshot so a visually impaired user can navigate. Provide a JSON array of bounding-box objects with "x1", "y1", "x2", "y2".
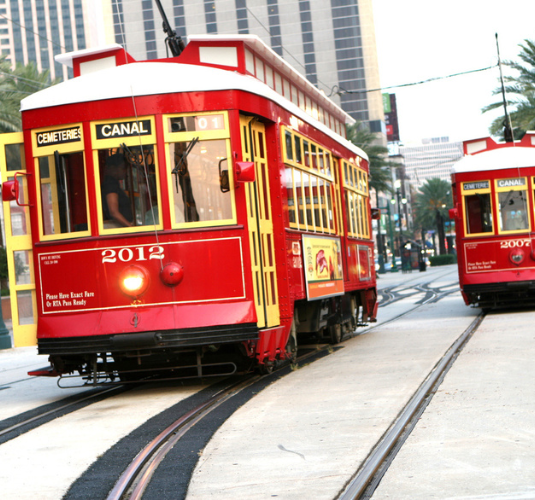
[{"x1": 339, "y1": 312, "x2": 486, "y2": 499}]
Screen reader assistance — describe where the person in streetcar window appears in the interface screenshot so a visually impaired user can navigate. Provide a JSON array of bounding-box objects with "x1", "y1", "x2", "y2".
[{"x1": 101, "y1": 153, "x2": 133, "y2": 227}]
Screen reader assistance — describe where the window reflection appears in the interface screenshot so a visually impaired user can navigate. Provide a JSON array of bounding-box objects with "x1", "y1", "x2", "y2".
[{"x1": 498, "y1": 190, "x2": 528, "y2": 231}]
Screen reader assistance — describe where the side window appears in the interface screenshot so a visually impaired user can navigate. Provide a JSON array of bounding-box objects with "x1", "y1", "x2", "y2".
[
  {"x1": 465, "y1": 193, "x2": 493, "y2": 234},
  {"x1": 495, "y1": 177, "x2": 529, "y2": 233},
  {"x1": 343, "y1": 159, "x2": 370, "y2": 239},
  {"x1": 32, "y1": 124, "x2": 89, "y2": 240},
  {"x1": 39, "y1": 152, "x2": 89, "y2": 236},
  {"x1": 462, "y1": 181, "x2": 493, "y2": 235},
  {"x1": 281, "y1": 127, "x2": 337, "y2": 234}
]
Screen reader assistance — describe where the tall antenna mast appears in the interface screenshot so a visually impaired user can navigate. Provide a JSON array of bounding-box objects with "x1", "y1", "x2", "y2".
[
  {"x1": 496, "y1": 33, "x2": 514, "y2": 142},
  {"x1": 154, "y1": 0, "x2": 185, "y2": 57}
]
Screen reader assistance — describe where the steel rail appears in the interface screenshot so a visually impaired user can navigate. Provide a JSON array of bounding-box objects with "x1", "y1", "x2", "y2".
[
  {"x1": 0, "y1": 385, "x2": 124, "y2": 441},
  {"x1": 338, "y1": 311, "x2": 485, "y2": 499},
  {"x1": 106, "y1": 343, "x2": 337, "y2": 500},
  {"x1": 105, "y1": 375, "x2": 259, "y2": 500}
]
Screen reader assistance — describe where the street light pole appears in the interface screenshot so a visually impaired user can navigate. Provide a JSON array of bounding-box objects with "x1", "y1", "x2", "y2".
[{"x1": 386, "y1": 201, "x2": 398, "y2": 272}]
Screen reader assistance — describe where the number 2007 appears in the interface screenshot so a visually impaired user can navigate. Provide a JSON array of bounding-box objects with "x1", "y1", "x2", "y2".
[
  {"x1": 500, "y1": 239, "x2": 530, "y2": 249},
  {"x1": 102, "y1": 246, "x2": 164, "y2": 263}
]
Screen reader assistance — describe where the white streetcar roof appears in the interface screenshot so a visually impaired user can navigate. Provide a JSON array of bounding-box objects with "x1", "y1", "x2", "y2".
[
  {"x1": 452, "y1": 146, "x2": 535, "y2": 173},
  {"x1": 21, "y1": 61, "x2": 367, "y2": 161}
]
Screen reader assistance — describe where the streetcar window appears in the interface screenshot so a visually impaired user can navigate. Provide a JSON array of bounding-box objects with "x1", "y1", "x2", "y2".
[
  {"x1": 285, "y1": 168, "x2": 296, "y2": 224},
  {"x1": 343, "y1": 160, "x2": 370, "y2": 239},
  {"x1": 39, "y1": 152, "x2": 89, "y2": 236},
  {"x1": 285, "y1": 130, "x2": 293, "y2": 161},
  {"x1": 169, "y1": 139, "x2": 232, "y2": 224},
  {"x1": 464, "y1": 193, "x2": 493, "y2": 234},
  {"x1": 498, "y1": 190, "x2": 529, "y2": 231},
  {"x1": 98, "y1": 146, "x2": 160, "y2": 229},
  {"x1": 294, "y1": 135, "x2": 302, "y2": 164},
  {"x1": 303, "y1": 141, "x2": 310, "y2": 167}
]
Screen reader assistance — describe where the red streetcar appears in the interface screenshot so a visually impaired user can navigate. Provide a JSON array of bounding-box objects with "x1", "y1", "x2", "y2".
[
  {"x1": 450, "y1": 133, "x2": 535, "y2": 308},
  {"x1": 0, "y1": 34, "x2": 378, "y2": 380}
]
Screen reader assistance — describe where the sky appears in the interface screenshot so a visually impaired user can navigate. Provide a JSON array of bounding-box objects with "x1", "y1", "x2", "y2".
[{"x1": 372, "y1": 0, "x2": 535, "y2": 145}]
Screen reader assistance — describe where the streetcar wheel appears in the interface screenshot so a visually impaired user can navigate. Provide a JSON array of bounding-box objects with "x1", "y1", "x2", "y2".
[
  {"x1": 286, "y1": 318, "x2": 298, "y2": 363},
  {"x1": 329, "y1": 323, "x2": 342, "y2": 344},
  {"x1": 258, "y1": 361, "x2": 275, "y2": 375}
]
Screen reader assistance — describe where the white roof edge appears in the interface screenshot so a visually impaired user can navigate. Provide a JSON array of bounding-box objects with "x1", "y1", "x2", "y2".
[
  {"x1": 21, "y1": 62, "x2": 367, "y2": 162},
  {"x1": 55, "y1": 44, "x2": 124, "y2": 68},
  {"x1": 452, "y1": 147, "x2": 535, "y2": 173},
  {"x1": 187, "y1": 34, "x2": 356, "y2": 126}
]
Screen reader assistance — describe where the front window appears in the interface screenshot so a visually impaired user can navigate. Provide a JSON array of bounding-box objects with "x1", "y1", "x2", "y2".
[
  {"x1": 164, "y1": 111, "x2": 235, "y2": 228},
  {"x1": 97, "y1": 146, "x2": 160, "y2": 229},
  {"x1": 496, "y1": 177, "x2": 529, "y2": 233},
  {"x1": 91, "y1": 116, "x2": 161, "y2": 233},
  {"x1": 169, "y1": 139, "x2": 233, "y2": 225}
]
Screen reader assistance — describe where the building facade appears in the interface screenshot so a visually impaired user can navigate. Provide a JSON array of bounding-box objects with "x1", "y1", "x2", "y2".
[
  {"x1": 0, "y1": 0, "x2": 115, "y2": 81},
  {"x1": 0, "y1": 0, "x2": 384, "y2": 131},
  {"x1": 108, "y1": 0, "x2": 384, "y2": 131},
  {"x1": 399, "y1": 138, "x2": 464, "y2": 190}
]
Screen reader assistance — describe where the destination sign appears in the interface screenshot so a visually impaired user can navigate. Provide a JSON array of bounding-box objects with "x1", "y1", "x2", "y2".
[
  {"x1": 36, "y1": 126, "x2": 81, "y2": 147},
  {"x1": 463, "y1": 181, "x2": 489, "y2": 191},
  {"x1": 95, "y1": 119, "x2": 152, "y2": 140},
  {"x1": 497, "y1": 178, "x2": 526, "y2": 188}
]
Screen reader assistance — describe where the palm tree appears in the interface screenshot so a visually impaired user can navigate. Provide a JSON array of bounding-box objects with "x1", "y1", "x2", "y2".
[
  {"x1": 0, "y1": 57, "x2": 58, "y2": 133},
  {"x1": 413, "y1": 178, "x2": 452, "y2": 255},
  {"x1": 483, "y1": 39, "x2": 535, "y2": 139},
  {"x1": 346, "y1": 122, "x2": 393, "y2": 194},
  {"x1": 346, "y1": 122, "x2": 398, "y2": 263}
]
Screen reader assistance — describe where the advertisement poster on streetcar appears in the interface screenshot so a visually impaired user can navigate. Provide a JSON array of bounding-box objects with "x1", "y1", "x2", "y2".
[{"x1": 302, "y1": 235, "x2": 344, "y2": 300}]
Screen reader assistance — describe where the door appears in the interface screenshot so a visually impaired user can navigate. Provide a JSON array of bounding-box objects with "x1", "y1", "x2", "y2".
[
  {"x1": 240, "y1": 116, "x2": 280, "y2": 328},
  {"x1": 0, "y1": 133, "x2": 37, "y2": 347}
]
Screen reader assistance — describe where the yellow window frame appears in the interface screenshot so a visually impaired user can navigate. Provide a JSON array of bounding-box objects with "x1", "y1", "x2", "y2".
[
  {"x1": 342, "y1": 159, "x2": 370, "y2": 239},
  {"x1": 91, "y1": 116, "x2": 163, "y2": 234},
  {"x1": 163, "y1": 111, "x2": 237, "y2": 229},
  {"x1": 494, "y1": 176, "x2": 530, "y2": 234},
  {"x1": 281, "y1": 126, "x2": 333, "y2": 182},
  {"x1": 460, "y1": 180, "x2": 494, "y2": 237},
  {"x1": 31, "y1": 123, "x2": 91, "y2": 241}
]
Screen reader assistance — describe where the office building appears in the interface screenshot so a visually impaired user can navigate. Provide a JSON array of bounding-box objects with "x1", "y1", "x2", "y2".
[
  {"x1": 109, "y1": 0, "x2": 385, "y2": 132},
  {"x1": 0, "y1": 0, "x2": 114, "y2": 81},
  {"x1": 399, "y1": 138, "x2": 464, "y2": 190}
]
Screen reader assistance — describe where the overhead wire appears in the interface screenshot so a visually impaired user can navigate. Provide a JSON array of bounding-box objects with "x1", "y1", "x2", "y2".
[{"x1": 329, "y1": 65, "x2": 499, "y2": 97}]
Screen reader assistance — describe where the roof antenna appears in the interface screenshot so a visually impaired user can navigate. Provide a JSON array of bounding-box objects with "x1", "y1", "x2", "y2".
[
  {"x1": 496, "y1": 33, "x2": 514, "y2": 142},
  {"x1": 154, "y1": 0, "x2": 185, "y2": 57}
]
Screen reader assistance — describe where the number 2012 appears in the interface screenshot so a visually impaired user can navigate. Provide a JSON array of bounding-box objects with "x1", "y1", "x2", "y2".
[{"x1": 102, "y1": 246, "x2": 164, "y2": 263}]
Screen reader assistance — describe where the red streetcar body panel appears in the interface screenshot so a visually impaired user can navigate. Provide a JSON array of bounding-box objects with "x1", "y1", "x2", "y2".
[
  {"x1": 451, "y1": 133, "x2": 535, "y2": 307},
  {"x1": 3, "y1": 35, "x2": 377, "y2": 376}
]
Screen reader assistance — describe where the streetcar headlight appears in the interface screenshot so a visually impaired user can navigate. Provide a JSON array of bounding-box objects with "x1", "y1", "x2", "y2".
[{"x1": 119, "y1": 265, "x2": 149, "y2": 297}]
